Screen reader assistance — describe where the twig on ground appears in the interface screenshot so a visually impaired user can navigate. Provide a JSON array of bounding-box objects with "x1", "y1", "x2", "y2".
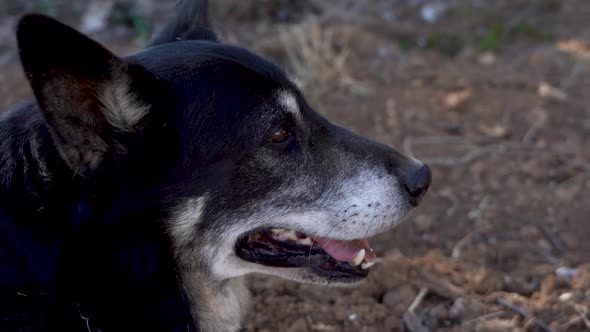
[
  {"x1": 404, "y1": 288, "x2": 430, "y2": 331},
  {"x1": 404, "y1": 134, "x2": 589, "y2": 172},
  {"x1": 404, "y1": 135, "x2": 505, "y2": 167},
  {"x1": 310, "y1": 323, "x2": 337, "y2": 331},
  {"x1": 438, "y1": 188, "x2": 459, "y2": 217},
  {"x1": 498, "y1": 210, "x2": 566, "y2": 256},
  {"x1": 557, "y1": 316, "x2": 583, "y2": 331},
  {"x1": 452, "y1": 196, "x2": 490, "y2": 258},
  {"x1": 522, "y1": 110, "x2": 547, "y2": 144},
  {"x1": 536, "y1": 224, "x2": 567, "y2": 256},
  {"x1": 501, "y1": 241, "x2": 560, "y2": 265},
  {"x1": 496, "y1": 298, "x2": 556, "y2": 332},
  {"x1": 467, "y1": 196, "x2": 491, "y2": 221},
  {"x1": 561, "y1": 62, "x2": 585, "y2": 89},
  {"x1": 461, "y1": 310, "x2": 505, "y2": 326},
  {"x1": 382, "y1": 257, "x2": 465, "y2": 300},
  {"x1": 413, "y1": 267, "x2": 465, "y2": 299},
  {"x1": 403, "y1": 136, "x2": 518, "y2": 167},
  {"x1": 451, "y1": 231, "x2": 478, "y2": 259},
  {"x1": 408, "y1": 288, "x2": 429, "y2": 312},
  {"x1": 304, "y1": 315, "x2": 314, "y2": 329},
  {"x1": 421, "y1": 144, "x2": 503, "y2": 167},
  {"x1": 576, "y1": 305, "x2": 590, "y2": 329}
]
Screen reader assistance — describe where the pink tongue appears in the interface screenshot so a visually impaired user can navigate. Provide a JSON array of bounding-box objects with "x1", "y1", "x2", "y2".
[{"x1": 314, "y1": 237, "x2": 375, "y2": 263}]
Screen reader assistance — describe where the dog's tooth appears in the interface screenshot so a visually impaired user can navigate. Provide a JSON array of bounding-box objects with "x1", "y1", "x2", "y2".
[
  {"x1": 351, "y1": 249, "x2": 365, "y2": 267},
  {"x1": 271, "y1": 229, "x2": 285, "y2": 235},
  {"x1": 297, "y1": 237, "x2": 313, "y2": 246},
  {"x1": 361, "y1": 261, "x2": 375, "y2": 270},
  {"x1": 285, "y1": 230, "x2": 298, "y2": 241}
]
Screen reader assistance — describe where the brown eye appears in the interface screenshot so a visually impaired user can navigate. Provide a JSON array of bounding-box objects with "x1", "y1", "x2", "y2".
[{"x1": 270, "y1": 126, "x2": 292, "y2": 144}]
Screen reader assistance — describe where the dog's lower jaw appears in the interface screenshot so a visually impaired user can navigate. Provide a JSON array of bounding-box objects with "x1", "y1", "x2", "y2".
[{"x1": 182, "y1": 273, "x2": 250, "y2": 332}]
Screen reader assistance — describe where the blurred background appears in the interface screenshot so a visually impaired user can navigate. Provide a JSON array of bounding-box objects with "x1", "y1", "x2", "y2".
[{"x1": 1, "y1": 1, "x2": 589, "y2": 331}]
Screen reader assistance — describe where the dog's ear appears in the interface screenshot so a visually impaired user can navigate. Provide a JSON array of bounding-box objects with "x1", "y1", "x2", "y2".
[
  {"x1": 18, "y1": 14, "x2": 159, "y2": 175},
  {"x1": 149, "y1": 0, "x2": 218, "y2": 46}
]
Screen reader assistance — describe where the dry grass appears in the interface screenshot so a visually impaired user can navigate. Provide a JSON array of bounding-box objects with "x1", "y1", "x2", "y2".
[{"x1": 278, "y1": 20, "x2": 370, "y2": 98}]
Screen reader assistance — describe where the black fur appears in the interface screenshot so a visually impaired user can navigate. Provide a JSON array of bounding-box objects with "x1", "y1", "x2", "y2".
[
  {"x1": 0, "y1": 1, "x2": 430, "y2": 331},
  {"x1": 0, "y1": 4, "x2": 220, "y2": 331},
  {"x1": 0, "y1": 8, "x2": 306, "y2": 331}
]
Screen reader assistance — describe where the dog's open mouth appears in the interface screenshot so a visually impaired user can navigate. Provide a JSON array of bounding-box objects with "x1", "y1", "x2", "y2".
[{"x1": 235, "y1": 229, "x2": 377, "y2": 280}]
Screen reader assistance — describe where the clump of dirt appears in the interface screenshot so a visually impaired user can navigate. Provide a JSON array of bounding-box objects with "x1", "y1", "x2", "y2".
[{"x1": 246, "y1": 251, "x2": 590, "y2": 331}]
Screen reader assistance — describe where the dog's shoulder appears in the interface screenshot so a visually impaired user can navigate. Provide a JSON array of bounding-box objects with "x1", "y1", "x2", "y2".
[{"x1": 0, "y1": 105, "x2": 68, "y2": 330}]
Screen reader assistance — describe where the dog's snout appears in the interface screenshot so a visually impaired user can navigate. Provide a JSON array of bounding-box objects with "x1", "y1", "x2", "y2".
[{"x1": 404, "y1": 164, "x2": 431, "y2": 205}]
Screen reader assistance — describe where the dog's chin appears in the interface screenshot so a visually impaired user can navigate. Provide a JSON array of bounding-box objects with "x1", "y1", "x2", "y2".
[
  {"x1": 234, "y1": 228, "x2": 376, "y2": 285},
  {"x1": 252, "y1": 266, "x2": 367, "y2": 287}
]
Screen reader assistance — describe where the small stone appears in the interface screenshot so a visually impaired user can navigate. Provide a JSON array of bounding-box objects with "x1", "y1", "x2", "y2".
[
  {"x1": 444, "y1": 89, "x2": 472, "y2": 110},
  {"x1": 429, "y1": 304, "x2": 449, "y2": 320},
  {"x1": 382, "y1": 285, "x2": 416, "y2": 308},
  {"x1": 80, "y1": 1, "x2": 115, "y2": 34},
  {"x1": 421, "y1": 3, "x2": 450, "y2": 23},
  {"x1": 476, "y1": 318, "x2": 517, "y2": 332},
  {"x1": 472, "y1": 268, "x2": 503, "y2": 293},
  {"x1": 411, "y1": 79, "x2": 423, "y2": 88},
  {"x1": 478, "y1": 52, "x2": 496, "y2": 65},
  {"x1": 556, "y1": 267, "x2": 578, "y2": 279},
  {"x1": 479, "y1": 124, "x2": 509, "y2": 138},
  {"x1": 558, "y1": 292, "x2": 576, "y2": 302},
  {"x1": 449, "y1": 298, "x2": 465, "y2": 319},
  {"x1": 520, "y1": 225, "x2": 541, "y2": 240},
  {"x1": 561, "y1": 233, "x2": 579, "y2": 248},
  {"x1": 361, "y1": 327, "x2": 379, "y2": 332},
  {"x1": 385, "y1": 316, "x2": 403, "y2": 330},
  {"x1": 538, "y1": 82, "x2": 567, "y2": 101},
  {"x1": 286, "y1": 318, "x2": 309, "y2": 332},
  {"x1": 414, "y1": 214, "x2": 434, "y2": 231}
]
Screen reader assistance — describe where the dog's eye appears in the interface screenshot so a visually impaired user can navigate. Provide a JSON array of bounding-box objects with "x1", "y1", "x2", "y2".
[{"x1": 269, "y1": 126, "x2": 292, "y2": 144}]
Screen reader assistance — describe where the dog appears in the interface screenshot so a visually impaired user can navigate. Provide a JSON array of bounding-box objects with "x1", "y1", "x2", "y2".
[{"x1": 0, "y1": 0, "x2": 431, "y2": 331}]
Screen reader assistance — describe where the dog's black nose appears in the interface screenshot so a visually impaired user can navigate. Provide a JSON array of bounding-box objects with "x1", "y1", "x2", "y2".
[{"x1": 404, "y1": 164, "x2": 431, "y2": 204}]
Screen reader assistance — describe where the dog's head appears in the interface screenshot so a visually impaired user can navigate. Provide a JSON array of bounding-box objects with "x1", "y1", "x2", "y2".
[{"x1": 17, "y1": 2, "x2": 430, "y2": 286}]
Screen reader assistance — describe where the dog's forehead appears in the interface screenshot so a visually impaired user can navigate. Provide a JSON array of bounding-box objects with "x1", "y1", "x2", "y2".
[
  {"x1": 130, "y1": 40, "x2": 305, "y2": 118},
  {"x1": 132, "y1": 41, "x2": 300, "y2": 102},
  {"x1": 130, "y1": 41, "x2": 296, "y2": 89}
]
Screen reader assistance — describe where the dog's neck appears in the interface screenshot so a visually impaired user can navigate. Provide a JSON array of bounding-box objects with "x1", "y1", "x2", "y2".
[{"x1": 182, "y1": 273, "x2": 250, "y2": 332}]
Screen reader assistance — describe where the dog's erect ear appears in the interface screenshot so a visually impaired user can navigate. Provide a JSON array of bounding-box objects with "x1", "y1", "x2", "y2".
[
  {"x1": 18, "y1": 14, "x2": 158, "y2": 175},
  {"x1": 149, "y1": 0, "x2": 218, "y2": 46}
]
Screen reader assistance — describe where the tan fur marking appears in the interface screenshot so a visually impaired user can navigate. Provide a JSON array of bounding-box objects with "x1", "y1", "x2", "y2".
[
  {"x1": 170, "y1": 197, "x2": 250, "y2": 331},
  {"x1": 278, "y1": 91, "x2": 301, "y2": 120},
  {"x1": 182, "y1": 276, "x2": 250, "y2": 332},
  {"x1": 99, "y1": 71, "x2": 150, "y2": 132}
]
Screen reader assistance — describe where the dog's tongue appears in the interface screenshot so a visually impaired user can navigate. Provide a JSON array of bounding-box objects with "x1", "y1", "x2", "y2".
[{"x1": 314, "y1": 237, "x2": 376, "y2": 263}]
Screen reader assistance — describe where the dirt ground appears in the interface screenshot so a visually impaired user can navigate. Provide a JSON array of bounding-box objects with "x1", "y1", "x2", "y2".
[{"x1": 1, "y1": 1, "x2": 589, "y2": 331}]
